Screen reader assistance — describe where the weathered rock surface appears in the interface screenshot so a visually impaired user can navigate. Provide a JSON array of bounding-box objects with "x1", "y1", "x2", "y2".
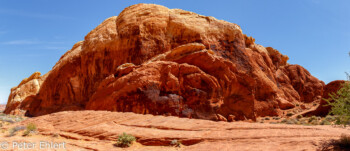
[
  {"x1": 8, "y1": 111, "x2": 348, "y2": 151},
  {"x1": 4, "y1": 72, "x2": 46, "y2": 115},
  {"x1": 305, "y1": 80, "x2": 345, "y2": 117},
  {"x1": 5, "y1": 4, "x2": 325, "y2": 121}
]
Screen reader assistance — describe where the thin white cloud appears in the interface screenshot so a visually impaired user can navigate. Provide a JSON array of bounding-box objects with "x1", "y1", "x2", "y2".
[
  {"x1": 47, "y1": 41, "x2": 66, "y2": 44},
  {"x1": 0, "y1": 39, "x2": 69, "y2": 51},
  {"x1": 52, "y1": 36, "x2": 66, "y2": 40},
  {"x1": 44, "y1": 46, "x2": 68, "y2": 50},
  {"x1": 0, "y1": 8, "x2": 73, "y2": 20},
  {"x1": 0, "y1": 39, "x2": 67, "y2": 46},
  {"x1": 0, "y1": 40, "x2": 40, "y2": 45}
]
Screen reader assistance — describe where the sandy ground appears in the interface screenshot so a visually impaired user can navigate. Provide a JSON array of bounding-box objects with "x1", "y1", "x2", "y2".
[{"x1": 0, "y1": 111, "x2": 349, "y2": 151}]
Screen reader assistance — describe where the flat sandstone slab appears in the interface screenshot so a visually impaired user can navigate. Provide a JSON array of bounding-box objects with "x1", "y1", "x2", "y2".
[{"x1": 1, "y1": 111, "x2": 347, "y2": 151}]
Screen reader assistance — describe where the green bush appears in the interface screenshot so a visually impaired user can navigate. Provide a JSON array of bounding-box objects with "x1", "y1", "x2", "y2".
[
  {"x1": 27, "y1": 123, "x2": 36, "y2": 131},
  {"x1": 324, "y1": 80, "x2": 350, "y2": 127},
  {"x1": 115, "y1": 132, "x2": 136, "y2": 147},
  {"x1": 23, "y1": 123, "x2": 37, "y2": 136}
]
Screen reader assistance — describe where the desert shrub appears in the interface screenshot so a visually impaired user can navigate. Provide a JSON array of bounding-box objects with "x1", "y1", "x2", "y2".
[
  {"x1": 325, "y1": 115, "x2": 336, "y2": 121},
  {"x1": 286, "y1": 113, "x2": 294, "y2": 117},
  {"x1": 170, "y1": 139, "x2": 182, "y2": 147},
  {"x1": 23, "y1": 130, "x2": 30, "y2": 136},
  {"x1": 281, "y1": 119, "x2": 287, "y2": 123},
  {"x1": 320, "y1": 119, "x2": 331, "y2": 125},
  {"x1": 115, "y1": 132, "x2": 136, "y2": 147},
  {"x1": 26, "y1": 123, "x2": 36, "y2": 131},
  {"x1": 324, "y1": 80, "x2": 350, "y2": 127},
  {"x1": 296, "y1": 115, "x2": 303, "y2": 119},
  {"x1": 52, "y1": 133, "x2": 60, "y2": 137},
  {"x1": 23, "y1": 123, "x2": 37, "y2": 136},
  {"x1": 0, "y1": 115, "x2": 25, "y2": 123},
  {"x1": 319, "y1": 134, "x2": 350, "y2": 150},
  {"x1": 8, "y1": 126, "x2": 25, "y2": 137},
  {"x1": 308, "y1": 116, "x2": 317, "y2": 122},
  {"x1": 310, "y1": 119, "x2": 319, "y2": 125},
  {"x1": 0, "y1": 116, "x2": 15, "y2": 123},
  {"x1": 285, "y1": 119, "x2": 298, "y2": 125},
  {"x1": 272, "y1": 117, "x2": 280, "y2": 120},
  {"x1": 337, "y1": 134, "x2": 350, "y2": 148}
]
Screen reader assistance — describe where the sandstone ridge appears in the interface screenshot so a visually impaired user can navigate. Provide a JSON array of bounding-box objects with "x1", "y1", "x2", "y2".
[{"x1": 5, "y1": 4, "x2": 325, "y2": 121}]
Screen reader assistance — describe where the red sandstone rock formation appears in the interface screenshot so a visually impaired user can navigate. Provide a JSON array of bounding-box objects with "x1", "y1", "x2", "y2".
[
  {"x1": 5, "y1": 4, "x2": 325, "y2": 121},
  {"x1": 305, "y1": 80, "x2": 345, "y2": 116},
  {"x1": 4, "y1": 72, "x2": 46, "y2": 115}
]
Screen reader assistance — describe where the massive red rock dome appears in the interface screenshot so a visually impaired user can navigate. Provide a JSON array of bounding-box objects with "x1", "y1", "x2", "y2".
[{"x1": 5, "y1": 4, "x2": 325, "y2": 121}]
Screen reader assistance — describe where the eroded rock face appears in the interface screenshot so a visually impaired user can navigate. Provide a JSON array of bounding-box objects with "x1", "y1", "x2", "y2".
[
  {"x1": 6, "y1": 4, "x2": 325, "y2": 121},
  {"x1": 305, "y1": 80, "x2": 345, "y2": 116},
  {"x1": 4, "y1": 72, "x2": 45, "y2": 115}
]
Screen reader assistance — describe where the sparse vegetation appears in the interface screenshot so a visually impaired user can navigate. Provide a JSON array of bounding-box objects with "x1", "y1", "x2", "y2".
[
  {"x1": 338, "y1": 134, "x2": 350, "y2": 148},
  {"x1": 319, "y1": 134, "x2": 350, "y2": 150},
  {"x1": 285, "y1": 119, "x2": 298, "y2": 125},
  {"x1": 286, "y1": 112, "x2": 294, "y2": 117},
  {"x1": 320, "y1": 119, "x2": 331, "y2": 125},
  {"x1": 262, "y1": 115, "x2": 340, "y2": 126},
  {"x1": 324, "y1": 79, "x2": 350, "y2": 127},
  {"x1": 170, "y1": 139, "x2": 182, "y2": 147},
  {"x1": 308, "y1": 116, "x2": 317, "y2": 122},
  {"x1": 272, "y1": 117, "x2": 280, "y2": 120},
  {"x1": 115, "y1": 132, "x2": 136, "y2": 148},
  {"x1": 8, "y1": 126, "x2": 25, "y2": 137},
  {"x1": 0, "y1": 113, "x2": 26, "y2": 124},
  {"x1": 0, "y1": 115, "x2": 25, "y2": 123},
  {"x1": 52, "y1": 133, "x2": 60, "y2": 137},
  {"x1": 296, "y1": 115, "x2": 303, "y2": 119},
  {"x1": 0, "y1": 113, "x2": 30, "y2": 137},
  {"x1": 23, "y1": 123, "x2": 37, "y2": 136}
]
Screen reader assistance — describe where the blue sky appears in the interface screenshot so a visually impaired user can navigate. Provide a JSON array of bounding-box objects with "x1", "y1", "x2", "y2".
[{"x1": 0, "y1": 0, "x2": 349, "y2": 104}]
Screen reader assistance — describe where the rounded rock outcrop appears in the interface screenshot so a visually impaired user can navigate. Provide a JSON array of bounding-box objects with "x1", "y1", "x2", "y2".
[{"x1": 5, "y1": 4, "x2": 325, "y2": 121}]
